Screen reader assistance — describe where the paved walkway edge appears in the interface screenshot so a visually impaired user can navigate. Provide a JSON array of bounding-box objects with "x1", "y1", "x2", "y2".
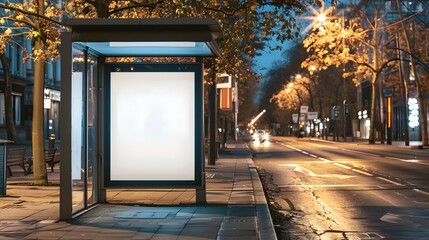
[
  {"x1": 248, "y1": 159, "x2": 278, "y2": 240},
  {"x1": 239, "y1": 142, "x2": 278, "y2": 240}
]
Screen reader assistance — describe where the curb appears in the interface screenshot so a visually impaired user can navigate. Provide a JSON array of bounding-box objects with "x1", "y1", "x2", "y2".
[
  {"x1": 238, "y1": 142, "x2": 278, "y2": 240},
  {"x1": 248, "y1": 159, "x2": 278, "y2": 240},
  {"x1": 309, "y1": 137, "x2": 427, "y2": 148}
]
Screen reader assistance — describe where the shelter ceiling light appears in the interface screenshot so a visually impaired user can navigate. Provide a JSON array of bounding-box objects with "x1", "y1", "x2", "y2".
[{"x1": 110, "y1": 42, "x2": 196, "y2": 47}]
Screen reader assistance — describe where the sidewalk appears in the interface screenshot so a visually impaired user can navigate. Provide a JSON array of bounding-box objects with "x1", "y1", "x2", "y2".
[
  {"x1": 311, "y1": 136, "x2": 428, "y2": 148},
  {"x1": 0, "y1": 142, "x2": 277, "y2": 240}
]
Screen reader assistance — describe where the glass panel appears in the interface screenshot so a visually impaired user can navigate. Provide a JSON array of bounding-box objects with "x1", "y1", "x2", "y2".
[
  {"x1": 71, "y1": 46, "x2": 85, "y2": 213},
  {"x1": 14, "y1": 96, "x2": 21, "y2": 126},
  {"x1": 86, "y1": 53, "x2": 98, "y2": 205},
  {"x1": 0, "y1": 93, "x2": 4, "y2": 125},
  {"x1": 84, "y1": 41, "x2": 213, "y2": 56}
]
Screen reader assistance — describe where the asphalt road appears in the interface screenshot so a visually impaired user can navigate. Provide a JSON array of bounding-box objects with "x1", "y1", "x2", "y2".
[{"x1": 248, "y1": 136, "x2": 429, "y2": 240}]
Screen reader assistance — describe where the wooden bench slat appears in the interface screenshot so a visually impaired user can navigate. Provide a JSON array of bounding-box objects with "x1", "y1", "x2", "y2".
[
  {"x1": 6, "y1": 147, "x2": 27, "y2": 176},
  {"x1": 25, "y1": 148, "x2": 59, "y2": 174}
]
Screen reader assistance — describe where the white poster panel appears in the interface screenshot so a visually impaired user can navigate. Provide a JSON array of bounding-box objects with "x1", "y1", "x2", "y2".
[
  {"x1": 110, "y1": 72, "x2": 195, "y2": 181},
  {"x1": 71, "y1": 72, "x2": 82, "y2": 180}
]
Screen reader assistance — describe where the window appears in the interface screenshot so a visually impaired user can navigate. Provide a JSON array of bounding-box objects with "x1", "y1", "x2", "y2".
[
  {"x1": 14, "y1": 96, "x2": 21, "y2": 126},
  {"x1": 0, "y1": 93, "x2": 22, "y2": 126}
]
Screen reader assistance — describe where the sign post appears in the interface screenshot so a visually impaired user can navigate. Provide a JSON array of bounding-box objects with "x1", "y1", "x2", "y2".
[{"x1": 0, "y1": 140, "x2": 13, "y2": 196}]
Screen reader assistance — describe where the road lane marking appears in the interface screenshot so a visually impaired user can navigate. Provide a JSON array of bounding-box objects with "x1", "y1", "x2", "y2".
[
  {"x1": 413, "y1": 189, "x2": 429, "y2": 195},
  {"x1": 283, "y1": 164, "x2": 355, "y2": 179},
  {"x1": 377, "y1": 177, "x2": 404, "y2": 186},
  {"x1": 280, "y1": 184, "x2": 363, "y2": 187},
  {"x1": 276, "y1": 143, "x2": 418, "y2": 186},
  {"x1": 334, "y1": 163, "x2": 351, "y2": 169},
  {"x1": 318, "y1": 157, "x2": 332, "y2": 163},
  {"x1": 352, "y1": 169, "x2": 374, "y2": 176},
  {"x1": 400, "y1": 159, "x2": 429, "y2": 166}
]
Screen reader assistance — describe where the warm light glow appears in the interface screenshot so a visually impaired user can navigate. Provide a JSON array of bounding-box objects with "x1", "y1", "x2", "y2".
[
  {"x1": 408, "y1": 97, "x2": 419, "y2": 128},
  {"x1": 300, "y1": 4, "x2": 333, "y2": 34},
  {"x1": 110, "y1": 42, "x2": 196, "y2": 47},
  {"x1": 250, "y1": 109, "x2": 266, "y2": 126},
  {"x1": 317, "y1": 13, "x2": 327, "y2": 23},
  {"x1": 387, "y1": 97, "x2": 392, "y2": 128}
]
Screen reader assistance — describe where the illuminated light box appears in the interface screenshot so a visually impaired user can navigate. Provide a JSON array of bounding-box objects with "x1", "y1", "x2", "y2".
[
  {"x1": 104, "y1": 63, "x2": 203, "y2": 187},
  {"x1": 84, "y1": 42, "x2": 213, "y2": 57},
  {"x1": 109, "y1": 42, "x2": 196, "y2": 47}
]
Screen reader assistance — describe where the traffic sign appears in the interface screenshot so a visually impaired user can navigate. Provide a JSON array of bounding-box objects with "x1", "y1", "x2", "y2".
[
  {"x1": 308, "y1": 112, "x2": 318, "y2": 120},
  {"x1": 292, "y1": 114, "x2": 298, "y2": 123},
  {"x1": 332, "y1": 105, "x2": 340, "y2": 119}
]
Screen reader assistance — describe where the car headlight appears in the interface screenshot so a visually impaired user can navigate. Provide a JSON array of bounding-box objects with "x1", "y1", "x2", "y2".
[
  {"x1": 264, "y1": 133, "x2": 269, "y2": 139},
  {"x1": 253, "y1": 134, "x2": 259, "y2": 140}
]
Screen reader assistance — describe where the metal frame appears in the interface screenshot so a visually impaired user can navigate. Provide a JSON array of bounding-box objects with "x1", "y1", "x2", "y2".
[
  {"x1": 103, "y1": 63, "x2": 204, "y2": 188},
  {"x1": 0, "y1": 140, "x2": 13, "y2": 196}
]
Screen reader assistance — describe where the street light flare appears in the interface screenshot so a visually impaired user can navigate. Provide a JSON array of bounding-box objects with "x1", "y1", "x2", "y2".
[
  {"x1": 317, "y1": 13, "x2": 327, "y2": 23},
  {"x1": 300, "y1": 5, "x2": 334, "y2": 34}
]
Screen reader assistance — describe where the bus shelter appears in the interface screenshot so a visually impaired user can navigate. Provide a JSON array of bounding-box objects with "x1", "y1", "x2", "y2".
[{"x1": 60, "y1": 18, "x2": 222, "y2": 220}]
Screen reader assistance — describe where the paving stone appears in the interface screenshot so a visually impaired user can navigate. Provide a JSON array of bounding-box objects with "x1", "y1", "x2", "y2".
[{"x1": 1, "y1": 142, "x2": 277, "y2": 240}]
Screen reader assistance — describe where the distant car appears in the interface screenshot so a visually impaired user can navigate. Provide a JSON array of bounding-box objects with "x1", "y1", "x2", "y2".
[
  {"x1": 253, "y1": 129, "x2": 269, "y2": 142},
  {"x1": 297, "y1": 129, "x2": 306, "y2": 138}
]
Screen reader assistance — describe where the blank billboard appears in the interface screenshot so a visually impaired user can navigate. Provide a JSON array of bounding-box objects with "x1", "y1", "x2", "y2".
[{"x1": 109, "y1": 72, "x2": 195, "y2": 181}]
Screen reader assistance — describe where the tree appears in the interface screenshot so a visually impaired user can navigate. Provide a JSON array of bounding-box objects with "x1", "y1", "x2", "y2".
[
  {"x1": 256, "y1": 41, "x2": 308, "y2": 126},
  {"x1": 393, "y1": 0, "x2": 429, "y2": 145},
  {"x1": 0, "y1": 1, "x2": 62, "y2": 184},
  {"x1": 302, "y1": 3, "x2": 403, "y2": 144},
  {"x1": 66, "y1": 0, "x2": 323, "y2": 164},
  {"x1": 0, "y1": 40, "x2": 16, "y2": 142},
  {"x1": 0, "y1": 0, "x2": 324, "y2": 180},
  {"x1": 271, "y1": 80, "x2": 308, "y2": 111}
]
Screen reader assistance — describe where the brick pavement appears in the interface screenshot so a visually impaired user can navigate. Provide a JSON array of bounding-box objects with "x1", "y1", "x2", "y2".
[{"x1": 0, "y1": 142, "x2": 277, "y2": 240}]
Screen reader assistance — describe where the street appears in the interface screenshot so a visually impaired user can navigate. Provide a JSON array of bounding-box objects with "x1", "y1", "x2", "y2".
[{"x1": 248, "y1": 136, "x2": 429, "y2": 239}]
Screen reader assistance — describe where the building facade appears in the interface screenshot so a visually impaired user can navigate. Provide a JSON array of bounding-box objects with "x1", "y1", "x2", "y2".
[{"x1": 0, "y1": 34, "x2": 61, "y2": 143}]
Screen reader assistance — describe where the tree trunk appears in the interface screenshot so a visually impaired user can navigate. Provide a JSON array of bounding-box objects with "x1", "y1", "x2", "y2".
[
  {"x1": 396, "y1": 0, "x2": 428, "y2": 145},
  {"x1": 369, "y1": 17, "x2": 380, "y2": 144},
  {"x1": 32, "y1": 39, "x2": 47, "y2": 185},
  {"x1": 369, "y1": 77, "x2": 376, "y2": 144},
  {"x1": 397, "y1": 35, "x2": 410, "y2": 145},
  {"x1": 0, "y1": 53, "x2": 17, "y2": 142}
]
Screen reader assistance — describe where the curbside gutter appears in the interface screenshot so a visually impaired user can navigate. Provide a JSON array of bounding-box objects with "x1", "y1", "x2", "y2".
[
  {"x1": 238, "y1": 142, "x2": 278, "y2": 240},
  {"x1": 248, "y1": 158, "x2": 278, "y2": 240}
]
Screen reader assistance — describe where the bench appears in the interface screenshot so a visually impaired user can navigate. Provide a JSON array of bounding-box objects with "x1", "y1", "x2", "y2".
[
  {"x1": 25, "y1": 148, "x2": 57, "y2": 174},
  {"x1": 45, "y1": 148, "x2": 58, "y2": 172},
  {"x1": 6, "y1": 147, "x2": 27, "y2": 176}
]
